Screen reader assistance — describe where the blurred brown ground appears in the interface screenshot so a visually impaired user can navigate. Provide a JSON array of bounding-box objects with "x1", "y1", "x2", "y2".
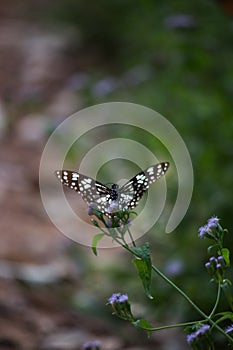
[{"x1": 0, "y1": 2, "x2": 190, "y2": 349}]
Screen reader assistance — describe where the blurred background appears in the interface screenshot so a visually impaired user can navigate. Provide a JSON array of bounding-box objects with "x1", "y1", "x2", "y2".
[{"x1": 0, "y1": 0, "x2": 233, "y2": 349}]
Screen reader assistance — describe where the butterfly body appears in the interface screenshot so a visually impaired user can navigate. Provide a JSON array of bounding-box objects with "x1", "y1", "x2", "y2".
[
  {"x1": 55, "y1": 162, "x2": 169, "y2": 217},
  {"x1": 109, "y1": 184, "x2": 119, "y2": 201}
]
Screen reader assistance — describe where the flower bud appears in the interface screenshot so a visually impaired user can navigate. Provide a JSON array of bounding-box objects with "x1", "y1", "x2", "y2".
[{"x1": 108, "y1": 292, "x2": 134, "y2": 322}]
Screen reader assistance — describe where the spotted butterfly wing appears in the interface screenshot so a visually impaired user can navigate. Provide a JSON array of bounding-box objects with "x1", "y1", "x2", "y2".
[
  {"x1": 55, "y1": 170, "x2": 112, "y2": 211},
  {"x1": 55, "y1": 162, "x2": 169, "y2": 217},
  {"x1": 118, "y1": 162, "x2": 169, "y2": 210}
]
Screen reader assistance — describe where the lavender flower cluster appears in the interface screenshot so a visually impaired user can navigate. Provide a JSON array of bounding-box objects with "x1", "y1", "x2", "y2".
[{"x1": 198, "y1": 216, "x2": 219, "y2": 238}]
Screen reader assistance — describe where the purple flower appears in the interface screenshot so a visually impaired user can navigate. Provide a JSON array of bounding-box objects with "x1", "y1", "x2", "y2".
[
  {"x1": 107, "y1": 201, "x2": 119, "y2": 213},
  {"x1": 187, "y1": 324, "x2": 210, "y2": 345},
  {"x1": 106, "y1": 220, "x2": 113, "y2": 228},
  {"x1": 108, "y1": 292, "x2": 128, "y2": 304},
  {"x1": 108, "y1": 293, "x2": 118, "y2": 304},
  {"x1": 66, "y1": 73, "x2": 90, "y2": 91},
  {"x1": 198, "y1": 216, "x2": 220, "y2": 238},
  {"x1": 225, "y1": 324, "x2": 233, "y2": 334},
  {"x1": 187, "y1": 332, "x2": 196, "y2": 344},
  {"x1": 107, "y1": 292, "x2": 134, "y2": 322},
  {"x1": 92, "y1": 76, "x2": 119, "y2": 97},
  {"x1": 164, "y1": 260, "x2": 184, "y2": 277},
  {"x1": 87, "y1": 206, "x2": 94, "y2": 216},
  {"x1": 217, "y1": 256, "x2": 226, "y2": 268},
  {"x1": 87, "y1": 203, "x2": 99, "y2": 216},
  {"x1": 124, "y1": 219, "x2": 132, "y2": 226},
  {"x1": 207, "y1": 216, "x2": 219, "y2": 229},
  {"x1": 197, "y1": 324, "x2": 210, "y2": 335},
  {"x1": 205, "y1": 255, "x2": 226, "y2": 281},
  {"x1": 118, "y1": 294, "x2": 128, "y2": 303},
  {"x1": 217, "y1": 256, "x2": 224, "y2": 263},
  {"x1": 209, "y1": 256, "x2": 216, "y2": 264},
  {"x1": 198, "y1": 224, "x2": 208, "y2": 238},
  {"x1": 82, "y1": 340, "x2": 101, "y2": 350},
  {"x1": 164, "y1": 14, "x2": 196, "y2": 29}
]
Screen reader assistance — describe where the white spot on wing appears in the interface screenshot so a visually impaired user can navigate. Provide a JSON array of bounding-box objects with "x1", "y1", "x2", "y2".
[
  {"x1": 84, "y1": 184, "x2": 91, "y2": 189},
  {"x1": 147, "y1": 167, "x2": 154, "y2": 174}
]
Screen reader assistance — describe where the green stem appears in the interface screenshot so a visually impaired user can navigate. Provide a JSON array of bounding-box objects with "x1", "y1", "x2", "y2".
[
  {"x1": 151, "y1": 264, "x2": 207, "y2": 318},
  {"x1": 106, "y1": 228, "x2": 233, "y2": 345},
  {"x1": 127, "y1": 227, "x2": 136, "y2": 247},
  {"x1": 151, "y1": 264, "x2": 233, "y2": 343},
  {"x1": 209, "y1": 284, "x2": 221, "y2": 318},
  {"x1": 124, "y1": 243, "x2": 233, "y2": 344},
  {"x1": 141, "y1": 320, "x2": 204, "y2": 331}
]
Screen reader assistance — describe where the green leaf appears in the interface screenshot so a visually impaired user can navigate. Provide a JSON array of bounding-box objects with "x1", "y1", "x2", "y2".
[
  {"x1": 132, "y1": 243, "x2": 152, "y2": 299},
  {"x1": 214, "y1": 312, "x2": 233, "y2": 324},
  {"x1": 92, "y1": 233, "x2": 105, "y2": 256},
  {"x1": 221, "y1": 248, "x2": 230, "y2": 265},
  {"x1": 132, "y1": 319, "x2": 152, "y2": 337},
  {"x1": 132, "y1": 242, "x2": 151, "y2": 261},
  {"x1": 224, "y1": 278, "x2": 232, "y2": 286}
]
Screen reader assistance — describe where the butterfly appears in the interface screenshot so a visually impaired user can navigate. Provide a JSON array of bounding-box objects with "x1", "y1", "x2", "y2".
[{"x1": 55, "y1": 162, "x2": 169, "y2": 217}]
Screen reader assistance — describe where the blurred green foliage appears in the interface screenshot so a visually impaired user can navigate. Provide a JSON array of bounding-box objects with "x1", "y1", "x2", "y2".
[
  {"x1": 45, "y1": 0, "x2": 233, "y2": 223},
  {"x1": 40, "y1": 0, "x2": 233, "y2": 345}
]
